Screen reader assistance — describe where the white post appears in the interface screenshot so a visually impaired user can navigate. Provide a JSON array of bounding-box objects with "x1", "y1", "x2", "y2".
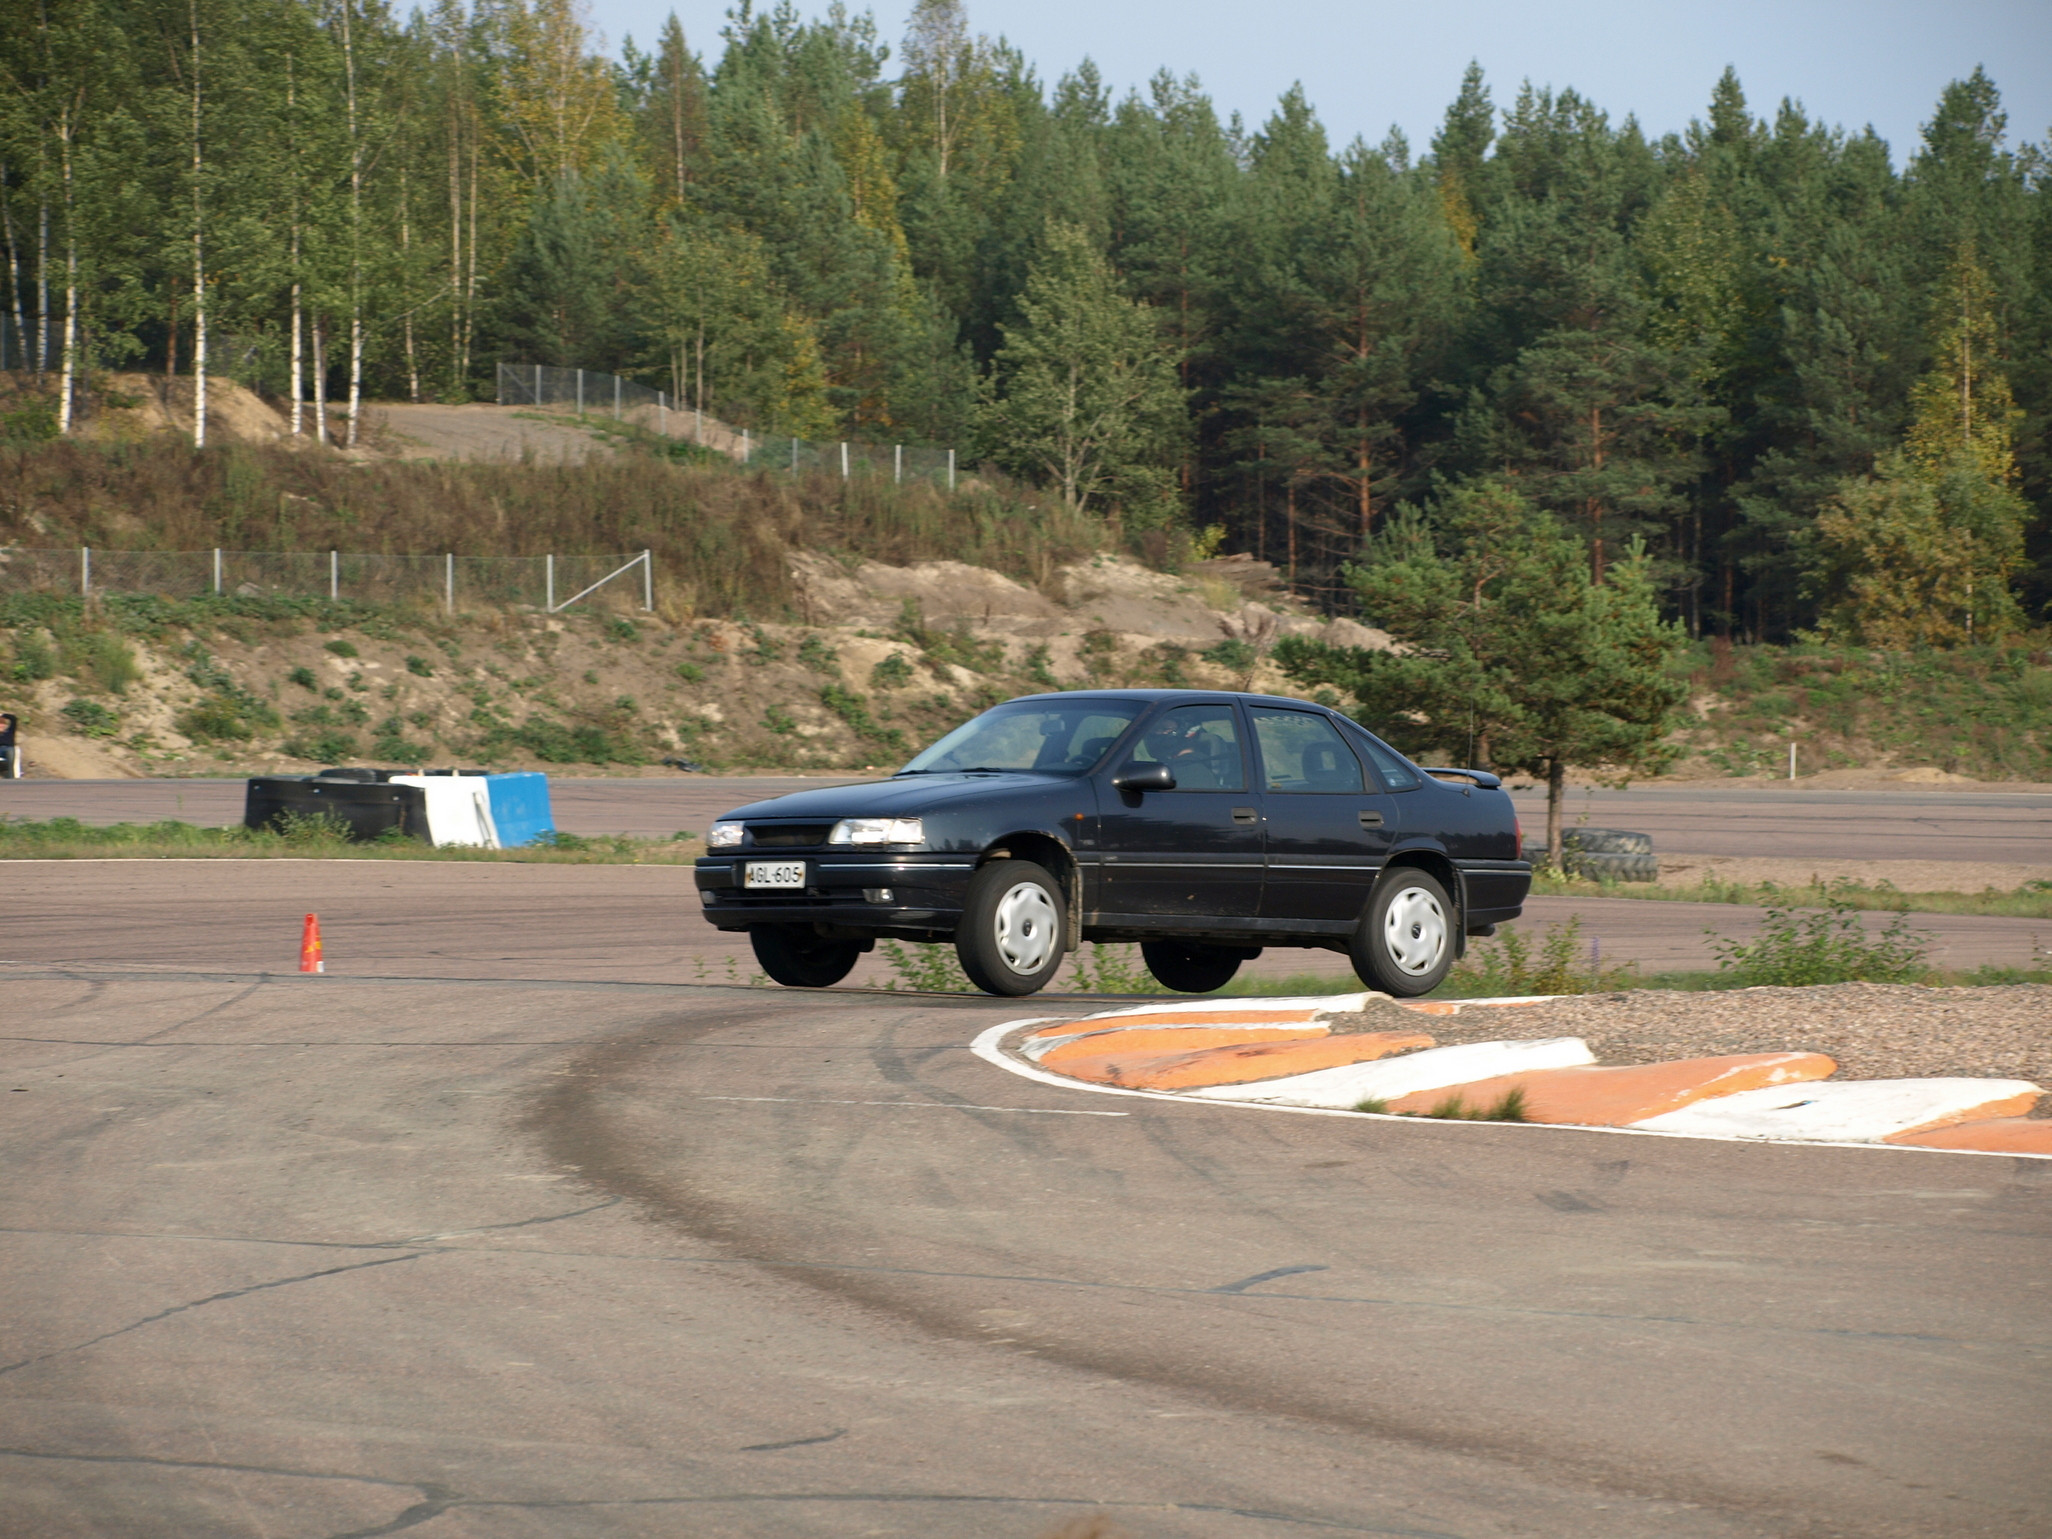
[
  {"x1": 694, "y1": 406, "x2": 702, "y2": 443},
  {"x1": 742, "y1": 429, "x2": 750, "y2": 463},
  {"x1": 658, "y1": 391, "x2": 665, "y2": 434},
  {"x1": 80, "y1": 546, "x2": 89, "y2": 596},
  {"x1": 642, "y1": 549, "x2": 652, "y2": 612},
  {"x1": 212, "y1": 548, "x2": 221, "y2": 593},
  {"x1": 1788, "y1": 742, "x2": 1797, "y2": 781},
  {"x1": 947, "y1": 448, "x2": 956, "y2": 492},
  {"x1": 613, "y1": 375, "x2": 621, "y2": 420},
  {"x1": 894, "y1": 443, "x2": 902, "y2": 484},
  {"x1": 791, "y1": 437, "x2": 798, "y2": 473},
  {"x1": 576, "y1": 368, "x2": 584, "y2": 416},
  {"x1": 329, "y1": 549, "x2": 338, "y2": 601},
  {"x1": 546, "y1": 554, "x2": 555, "y2": 613},
  {"x1": 840, "y1": 441, "x2": 848, "y2": 479},
  {"x1": 446, "y1": 552, "x2": 455, "y2": 614},
  {"x1": 534, "y1": 363, "x2": 541, "y2": 404}
]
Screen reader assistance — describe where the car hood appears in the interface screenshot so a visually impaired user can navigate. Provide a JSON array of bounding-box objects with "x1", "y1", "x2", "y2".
[{"x1": 716, "y1": 772, "x2": 1077, "y2": 822}]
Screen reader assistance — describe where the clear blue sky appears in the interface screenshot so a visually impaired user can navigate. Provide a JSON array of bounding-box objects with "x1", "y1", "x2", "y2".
[{"x1": 580, "y1": 0, "x2": 2051, "y2": 168}]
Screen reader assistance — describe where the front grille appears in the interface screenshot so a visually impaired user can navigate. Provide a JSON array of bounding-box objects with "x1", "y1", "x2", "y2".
[{"x1": 747, "y1": 823, "x2": 834, "y2": 848}]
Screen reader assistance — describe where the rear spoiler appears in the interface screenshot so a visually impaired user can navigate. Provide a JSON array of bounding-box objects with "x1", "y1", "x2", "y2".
[{"x1": 1419, "y1": 767, "x2": 1503, "y2": 789}]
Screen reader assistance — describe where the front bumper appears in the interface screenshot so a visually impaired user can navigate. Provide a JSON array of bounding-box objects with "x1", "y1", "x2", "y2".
[{"x1": 695, "y1": 853, "x2": 977, "y2": 934}]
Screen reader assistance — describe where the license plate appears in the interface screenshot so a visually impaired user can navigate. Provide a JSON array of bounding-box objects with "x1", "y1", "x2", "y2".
[{"x1": 744, "y1": 860, "x2": 807, "y2": 890}]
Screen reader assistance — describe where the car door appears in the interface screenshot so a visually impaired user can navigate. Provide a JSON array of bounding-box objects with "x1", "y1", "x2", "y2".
[
  {"x1": 1095, "y1": 702, "x2": 1263, "y2": 920},
  {"x1": 1250, "y1": 706, "x2": 1399, "y2": 925}
]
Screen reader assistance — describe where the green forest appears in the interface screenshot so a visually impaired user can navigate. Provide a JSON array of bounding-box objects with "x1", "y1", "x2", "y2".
[{"x1": 2, "y1": 0, "x2": 2047, "y2": 641}]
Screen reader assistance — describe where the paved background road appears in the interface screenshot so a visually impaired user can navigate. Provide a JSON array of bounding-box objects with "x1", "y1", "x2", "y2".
[
  {"x1": 9, "y1": 777, "x2": 2052, "y2": 866},
  {"x1": 3, "y1": 902, "x2": 2046, "y2": 1537}
]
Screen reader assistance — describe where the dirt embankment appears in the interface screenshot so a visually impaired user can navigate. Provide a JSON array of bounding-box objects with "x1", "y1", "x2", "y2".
[{"x1": 2, "y1": 552, "x2": 1389, "y2": 779}]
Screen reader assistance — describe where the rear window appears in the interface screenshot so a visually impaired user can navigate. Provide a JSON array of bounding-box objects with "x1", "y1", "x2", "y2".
[{"x1": 1343, "y1": 724, "x2": 1422, "y2": 791}]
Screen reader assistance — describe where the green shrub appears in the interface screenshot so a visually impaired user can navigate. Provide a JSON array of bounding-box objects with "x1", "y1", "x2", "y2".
[
  {"x1": 1066, "y1": 943, "x2": 1169, "y2": 993},
  {"x1": 178, "y1": 695, "x2": 258, "y2": 742},
  {"x1": 10, "y1": 633, "x2": 57, "y2": 681},
  {"x1": 1708, "y1": 895, "x2": 1932, "y2": 985},
  {"x1": 405, "y1": 655, "x2": 434, "y2": 677},
  {"x1": 288, "y1": 665, "x2": 319, "y2": 690},
  {"x1": 1202, "y1": 639, "x2": 1256, "y2": 671},
  {"x1": 607, "y1": 618, "x2": 639, "y2": 642},
  {"x1": 1024, "y1": 643, "x2": 1057, "y2": 687},
  {"x1": 675, "y1": 661, "x2": 704, "y2": 683},
  {"x1": 879, "y1": 940, "x2": 972, "y2": 991},
  {"x1": 870, "y1": 653, "x2": 915, "y2": 689},
  {"x1": 285, "y1": 730, "x2": 359, "y2": 763},
  {"x1": 60, "y1": 698, "x2": 121, "y2": 737},
  {"x1": 819, "y1": 684, "x2": 906, "y2": 752},
  {"x1": 1448, "y1": 915, "x2": 1635, "y2": 996},
  {"x1": 324, "y1": 638, "x2": 359, "y2": 658},
  {"x1": 797, "y1": 633, "x2": 840, "y2": 673},
  {"x1": 761, "y1": 704, "x2": 796, "y2": 735},
  {"x1": 68, "y1": 632, "x2": 142, "y2": 694},
  {"x1": 485, "y1": 718, "x2": 646, "y2": 765}
]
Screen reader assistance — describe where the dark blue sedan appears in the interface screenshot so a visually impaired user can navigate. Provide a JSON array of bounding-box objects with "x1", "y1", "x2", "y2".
[{"x1": 696, "y1": 690, "x2": 1530, "y2": 997}]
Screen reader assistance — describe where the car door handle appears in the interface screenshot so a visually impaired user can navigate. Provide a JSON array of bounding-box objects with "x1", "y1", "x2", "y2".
[
  {"x1": 1231, "y1": 806, "x2": 1259, "y2": 825},
  {"x1": 1358, "y1": 810, "x2": 1384, "y2": 828}
]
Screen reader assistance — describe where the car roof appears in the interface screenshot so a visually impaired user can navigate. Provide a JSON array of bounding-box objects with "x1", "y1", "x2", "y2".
[{"x1": 1003, "y1": 688, "x2": 1338, "y2": 709}]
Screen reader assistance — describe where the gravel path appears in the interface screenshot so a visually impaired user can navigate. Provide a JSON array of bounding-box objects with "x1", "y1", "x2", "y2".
[{"x1": 1331, "y1": 983, "x2": 2052, "y2": 1112}]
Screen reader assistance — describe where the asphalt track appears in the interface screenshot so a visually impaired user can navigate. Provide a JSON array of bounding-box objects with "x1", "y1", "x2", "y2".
[
  {"x1": 4, "y1": 866, "x2": 2051, "y2": 1538},
  {"x1": 8, "y1": 776, "x2": 2052, "y2": 867}
]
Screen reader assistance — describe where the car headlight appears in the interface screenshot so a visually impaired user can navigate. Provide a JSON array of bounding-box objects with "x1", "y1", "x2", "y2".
[
  {"x1": 827, "y1": 817, "x2": 924, "y2": 846},
  {"x1": 707, "y1": 821, "x2": 745, "y2": 848}
]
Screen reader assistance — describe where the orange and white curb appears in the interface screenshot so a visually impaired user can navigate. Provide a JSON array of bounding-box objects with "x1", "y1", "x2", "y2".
[{"x1": 972, "y1": 994, "x2": 2052, "y2": 1159}]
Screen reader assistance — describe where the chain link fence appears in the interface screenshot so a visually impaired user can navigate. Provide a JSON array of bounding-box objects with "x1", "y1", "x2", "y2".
[
  {"x1": 496, "y1": 362, "x2": 957, "y2": 489},
  {"x1": 0, "y1": 546, "x2": 652, "y2": 614}
]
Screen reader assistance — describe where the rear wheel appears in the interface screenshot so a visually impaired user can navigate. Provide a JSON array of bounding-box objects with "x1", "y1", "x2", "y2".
[
  {"x1": 1141, "y1": 941, "x2": 1254, "y2": 993},
  {"x1": 751, "y1": 925, "x2": 863, "y2": 989},
  {"x1": 1351, "y1": 870, "x2": 1455, "y2": 997},
  {"x1": 955, "y1": 860, "x2": 1066, "y2": 996}
]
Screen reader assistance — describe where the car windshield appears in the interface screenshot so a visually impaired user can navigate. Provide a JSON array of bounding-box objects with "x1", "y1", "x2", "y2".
[{"x1": 898, "y1": 699, "x2": 1145, "y2": 776}]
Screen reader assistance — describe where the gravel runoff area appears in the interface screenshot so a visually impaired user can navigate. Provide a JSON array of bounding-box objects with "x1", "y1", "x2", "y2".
[{"x1": 1330, "y1": 983, "x2": 2052, "y2": 1115}]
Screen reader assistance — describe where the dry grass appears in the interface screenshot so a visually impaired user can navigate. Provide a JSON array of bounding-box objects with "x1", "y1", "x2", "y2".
[{"x1": 0, "y1": 435, "x2": 1114, "y2": 619}]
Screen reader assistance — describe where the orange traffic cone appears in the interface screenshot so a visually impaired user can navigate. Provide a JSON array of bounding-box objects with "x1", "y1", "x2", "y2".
[{"x1": 299, "y1": 913, "x2": 324, "y2": 974}]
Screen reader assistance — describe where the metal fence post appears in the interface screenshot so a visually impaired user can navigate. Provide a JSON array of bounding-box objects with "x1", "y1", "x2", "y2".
[
  {"x1": 330, "y1": 550, "x2": 338, "y2": 601},
  {"x1": 81, "y1": 547, "x2": 90, "y2": 596},
  {"x1": 894, "y1": 444, "x2": 902, "y2": 484},
  {"x1": 576, "y1": 369, "x2": 584, "y2": 416},
  {"x1": 742, "y1": 429, "x2": 750, "y2": 463},
  {"x1": 446, "y1": 553, "x2": 455, "y2": 615},
  {"x1": 534, "y1": 364, "x2": 542, "y2": 404},
  {"x1": 614, "y1": 375, "x2": 621, "y2": 421},
  {"x1": 546, "y1": 554, "x2": 555, "y2": 614},
  {"x1": 642, "y1": 549, "x2": 653, "y2": 612},
  {"x1": 213, "y1": 548, "x2": 222, "y2": 594},
  {"x1": 948, "y1": 449, "x2": 956, "y2": 493},
  {"x1": 658, "y1": 391, "x2": 665, "y2": 434},
  {"x1": 840, "y1": 441, "x2": 849, "y2": 479},
  {"x1": 791, "y1": 437, "x2": 798, "y2": 473}
]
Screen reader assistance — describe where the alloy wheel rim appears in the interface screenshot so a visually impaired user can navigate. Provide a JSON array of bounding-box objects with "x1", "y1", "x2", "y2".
[
  {"x1": 1383, "y1": 886, "x2": 1447, "y2": 976},
  {"x1": 993, "y1": 881, "x2": 1059, "y2": 974}
]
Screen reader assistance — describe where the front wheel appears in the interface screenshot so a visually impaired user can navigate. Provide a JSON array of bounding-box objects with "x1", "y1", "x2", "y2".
[
  {"x1": 1141, "y1": 941, "x2": 1254, "y2": 993},
  {"x1": 1351, "y1": 870, "x2": 1455, "y2": 997},
  {"x1": 955, "y1": 860, "x2": 1066, "y2": 996},
  {"x1": 751, "y1": 925, "x2": 863, "y2": 989}
]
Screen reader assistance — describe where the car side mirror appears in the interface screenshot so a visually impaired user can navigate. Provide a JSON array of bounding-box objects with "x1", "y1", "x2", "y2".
[{"x1": 1112, "y1": 761, "x2": 1176, "y2": 792}]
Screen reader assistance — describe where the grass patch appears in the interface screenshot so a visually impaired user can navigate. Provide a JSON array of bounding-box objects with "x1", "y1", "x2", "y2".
[
  {"x1": 1531, "y1": 871, "x2": 2052, "y2": 920},
  {"x1": 0, "y1": 816, "x2": 701, "y2": 864}
]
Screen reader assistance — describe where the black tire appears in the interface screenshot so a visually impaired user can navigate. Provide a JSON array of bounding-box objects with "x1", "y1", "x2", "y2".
[
  {"x1": 1569, "y1": 827, "x2": 1654, "y2": 856},
  {"x1": 1351, "y1": 869, "x2": 1456, "y2": 997},
  {"x1": 1571, "y1": 850, "x2": 1660, "y2": 883},
  {"x1": 954, "y1": 860, "x2": 1067, "y2": 996},
  {"x1": 750, "y1": 925, "x2": 863, "y2": 989},
  {"x1": 1141, "y1": 941, "x2": 1251, "y2": 993}
]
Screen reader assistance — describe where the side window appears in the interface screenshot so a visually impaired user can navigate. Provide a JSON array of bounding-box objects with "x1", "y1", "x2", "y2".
[
  {"x1": 1250, "y1": 709, "x2": 1364, "y2": 793},
  {"x1": 1348, "y1": 728, "x2": 1421, "y2": 792},
  {"x1": 1130, "y1": 704, "x2": 1246, "y2": 791}
]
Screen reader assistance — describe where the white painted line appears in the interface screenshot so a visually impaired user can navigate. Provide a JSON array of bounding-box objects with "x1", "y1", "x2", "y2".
[
  {"x1": 1632, "y1": 1078, "x2": 2042, "y2": 1141},
  {"x1": 692, "y1": 1095, "x2": 1127, "y2": 1117},
  {"x1": 1185, "y1": 1037, "x2": 1596, "y2": 1109},
  {"x1": 1067, "y1": 993, "x2": 1375, "y2": 1021}
]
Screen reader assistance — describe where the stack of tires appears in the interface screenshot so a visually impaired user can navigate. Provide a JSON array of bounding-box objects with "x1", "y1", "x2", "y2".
[{"x1": 1522, "y1": 827, "x2": 1658, "y2": 883}]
